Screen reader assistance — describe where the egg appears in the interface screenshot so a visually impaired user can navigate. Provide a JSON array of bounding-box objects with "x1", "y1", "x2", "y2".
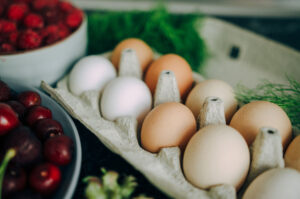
[
  {"x1": 243, "y1": 168, "x2": 300, "y2": 199},
  {"x1": 144, "y1": 54, "x2": 193, "y2": 99},
  {"x1": 141, "y1": 102, "x2": 196, "y2": 153},
  {"x1": 183, "y1": 125, "x2": 250, "y2": 190},
  {"x1": 185, "y1": 79, "x2": 237, "y2": 123},
  {"x1": 100, "y1": 77, "x2": 152, "y2": 123},
  {"x1": 111, "y1": 38, "x2": 153, "y2": 71},
  {"x1": 230, "y1": 101, "x2": 292, "y2": 148},
  {"x1": 285, "y1": 135, "x2": 300, "y2": 172},
  {"x1": 68, "y1": 55, "x2": 117, "y2": 96}
]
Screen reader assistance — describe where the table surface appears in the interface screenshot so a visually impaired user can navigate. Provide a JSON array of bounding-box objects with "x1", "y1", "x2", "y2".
[{"x1": 72, "y1": 16, "x2": 300, "y2": 199}]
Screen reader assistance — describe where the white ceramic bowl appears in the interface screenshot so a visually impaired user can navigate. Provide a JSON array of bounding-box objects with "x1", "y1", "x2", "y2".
[{"x1": 0, "y1": 16, "x2": 87, "y2": 87}]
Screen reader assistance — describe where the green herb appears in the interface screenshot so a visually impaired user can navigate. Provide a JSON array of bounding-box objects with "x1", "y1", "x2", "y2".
[
  {"x1": 83, "y1": 168, "x2": 153, "y2": 199},
  {"x1": 235, "y1": 77, "x2": 300, "y2": 130},
  {"x1": 0, "y1": 149, "x2": 16, "y2": 199},
  {"x1": 87, "y1": 6, "x2": 206, "y2": 71}
]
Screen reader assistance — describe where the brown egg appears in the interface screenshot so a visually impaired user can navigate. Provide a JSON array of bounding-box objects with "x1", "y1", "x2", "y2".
[
  {"x1": 230, "y1": 101, "x2": 292, "y2": 148},
  {"x1": 144, "y1": 54, "x2": 193, "y2": 98},
  {"x1": 141, "y1": 102, "x2": 196, "y2": 153},
  {"x1": 185, "y1": 79, "x2": 237, "y2": 123},
  {"x1": 285, "y1": 135, "x2": 300, "y2": 172},
  {"x1": 111, "y1": 38, "x2": 153, "y2": 71}
]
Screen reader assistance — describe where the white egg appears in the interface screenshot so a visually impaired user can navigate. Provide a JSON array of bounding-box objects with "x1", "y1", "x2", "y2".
[
  {"x1": 68, "y1": 55, "x2": 117, "y2": 96},
  {"x1": 243, "y1": 168, "x2": 300, "y2": 199},
  {"x1": 100, "y1": 77, "x2": 152, "y2": 123}
]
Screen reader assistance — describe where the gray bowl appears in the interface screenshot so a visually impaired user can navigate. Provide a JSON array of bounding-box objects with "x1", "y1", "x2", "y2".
[{"x1": 6, "y1": 80, "x2": 82, "y2": 199}]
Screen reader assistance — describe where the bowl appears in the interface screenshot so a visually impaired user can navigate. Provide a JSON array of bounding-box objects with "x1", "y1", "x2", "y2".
[
  {"x1": 6, "y1": 80, "x2": 82, "y2": 199},
  {"x1": 0, "y1": 15, "x2": 88, "y2": 87}
]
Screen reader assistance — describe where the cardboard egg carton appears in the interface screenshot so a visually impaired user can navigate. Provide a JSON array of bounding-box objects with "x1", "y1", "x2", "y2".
[{"x1": 41, "y1": 17, "x2": 300, "y2": 198}]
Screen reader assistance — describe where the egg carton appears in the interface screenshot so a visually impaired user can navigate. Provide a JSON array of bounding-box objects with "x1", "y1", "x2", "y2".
[{"x1": 41, "y1": 17, "x2": 300, "y2": 198}]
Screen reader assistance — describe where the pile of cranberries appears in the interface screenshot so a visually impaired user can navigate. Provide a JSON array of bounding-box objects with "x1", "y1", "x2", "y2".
[
  {"x1": 0, "y1": 80, "x2": 74, "y2": 199},
  {"x1": 0, "y1": 0, "x2": 83, "y2": 54}
]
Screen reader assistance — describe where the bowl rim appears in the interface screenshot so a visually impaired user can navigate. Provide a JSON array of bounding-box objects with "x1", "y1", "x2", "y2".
[
  {"x1": 0, "y1": 14, "x2": 87, "y2": 57},
  {"x1": 3, "y1": 80, "x2": 82, "y2": 199}
]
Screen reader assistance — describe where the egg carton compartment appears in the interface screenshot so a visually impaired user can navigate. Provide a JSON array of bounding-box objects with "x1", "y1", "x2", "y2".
[{"x1": 41, "y1": 17, "x2": 300, "y2": 198}]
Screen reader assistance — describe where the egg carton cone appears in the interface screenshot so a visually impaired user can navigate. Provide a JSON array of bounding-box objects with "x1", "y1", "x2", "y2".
[{"x1": 41, "y1": 17, "x2": 300, "y2": 198}]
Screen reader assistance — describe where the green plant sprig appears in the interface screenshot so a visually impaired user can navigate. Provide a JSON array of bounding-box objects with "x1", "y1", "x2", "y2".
[
  {"x1": 235, "y1": 77, "x2": 300, "y2": 130},
  {"x1": 87, "y1": 6, "x2": 206, "y2": 72}
]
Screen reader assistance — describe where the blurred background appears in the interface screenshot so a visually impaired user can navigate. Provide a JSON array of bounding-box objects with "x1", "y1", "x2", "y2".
[{"x1": 73, "y1": 0, "x2": 300, "y2": 17}]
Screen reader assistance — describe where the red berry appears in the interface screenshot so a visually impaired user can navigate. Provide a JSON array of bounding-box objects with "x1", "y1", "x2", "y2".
[
  {"x1": 24, "y1": 13, "x2": 44, "y2": 29},
  {"x1": 29, "y1": 163, "x2": 61, "y2": 195},
  {"x1": 0, "y1": 43, "x2": 15, "y2": 53},
  {"x1": 8, "y1": 31, "x2": 19, "y2": 44},
  {"x1": 40, "y1": 24, "x2": 58, "y2": 39},
  {"x1": 58, "y1": 1, "x2": 74, "y2": 13},
  {"x1": 18, "y1": 91, "x2": 41, "y2": 108},
  {"x1": 33, "y1": 0, "x2": 59, "y2": 10},
  {"x1": 65, "y1": 9, "x2": 83, "y2": 29},
  {"x1": 43, "y1": 8, "x2": 63, "y2": 24},
  {"x1": 34, "y1": 118, "x2": 64, "y2": 141},
  {"x1": 58, "y1": 23, "x2": 70, "y2": 39},
  {"x1": 0, "y1": 20, "x2": 17, "y2": 33},
  {"x1": 44, "y1": 135, "x2": 73, "y2": 165},
  {"x1": 25, "y1": 105, "x2": 52, "y2": 126},
  {"x1": 0, "y1": 103, "x2": 19, "y2": 136},
  {"x1": 0, "y1": 80, "x2": 11, "y2": 101},
  {"x1": 18, "y1": 30, "x2": 41, "y2": 50},
  {"x1": 7, "y1": 3, "x2": 29, "y2": 21}
]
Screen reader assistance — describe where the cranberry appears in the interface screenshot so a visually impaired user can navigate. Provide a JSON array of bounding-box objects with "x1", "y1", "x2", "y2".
[
  {"x1": 3, "y1": 165, "x2": 27, "y2": 197},
  {"x1": 29, "y1": 163, "x2": 61, "y2": 195},
  {"x1": 6, "y1": 100, "x2": 26, "y2": 119},
  {"x1": 34, "y1": 118, "x2": 63, "y2": 141},
  {"x1": 0, "y1": 103, "x2": 19, "y2": 136},
  {"x1": 18, "y1": 91, "x2": 41, "y2": 108},
  {"x1": 44, "y1": 135, "x2": 73, "y2": 166},
  {"x1": 0, "y1": 80, "x2": 11, "y2": 101},
  {"x1": 4, "y1": 126, "x2": 42, "y2": 166},
  {"x1": 25, "y1": 105, "x2": 52, "y2": 126}
]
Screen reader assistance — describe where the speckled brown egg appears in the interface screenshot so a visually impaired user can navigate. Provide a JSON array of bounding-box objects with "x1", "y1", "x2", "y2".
[
  {"x1": 144, "y1": 54, "x2": 193, "y2": 99},
  {"x1": 230, "y1": 101, "x2": 292, "y2": 148},
  {"x1": 141, "y1": 102, "x2": 196, "y2": 153},
  {"x1": 111, "y1": 38, "x2": 153, "y2": 72},
  {"x1": 285, "y1": 135, "x2": 300, "y2": 172}
]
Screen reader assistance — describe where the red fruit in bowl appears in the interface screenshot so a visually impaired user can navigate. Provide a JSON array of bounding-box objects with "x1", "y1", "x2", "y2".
[
  {"x1": 0, "y1": 103, "x2": 19, "y2": 136},
  {"x1": 24, "y1": 13, "x2": 44, "y2": 29},
  {"x1": 33, "y1": 0, "x2": 59, "y2": 10},
  {"x1": 8, "y1": 31, "x2": 19, "y2": 44},
  {"x1": 3, "y1": 165, "x2": 27, "y2": 197},
  {"x1": 25, "y1": 105, "x2": 52, "y2": 126},
  {"x1": 34, "y1": 118, "x2": 64, "y2": 140},
  {"x1": 0, "y1": 20, "x2": 17, "y2": 33},
  {"x1": 7, "y1": 3, "x2": 29, "y2": 21},
  {"x1": 58, "y1": 1, "x2": 74, "y2": 13},
  {"x1": 6, "y1": 100, "x2": 26, "y2": 119},
  {"x1": 34, "y1": 118, "x2": 63, "y2": 141},
  {"x1": 65, "y1": 9, "x2": 83, "y2": 29},
  {"x1": 18, "y1": 91, "x2": 41, "y2": 108},
  {"x1": 18, "y1": 29, "x2": 42, "y2": 50},
  {"x1": 44, "y1": 135, "x2": 73, "y2": 166},
  {"x1": 43, "y1": 7, "x2": 63, "y2": 24},
  {"x1": 29, "y1": 163, "x2": 61, "y2": 195},
  {"x1": 0, "y1": 43, "x2": 15, "y2": 53},
  {"x1": 0, "y1": 80, "x2": 11, "y2": 101},
  {"x1": 4, "y1": 126, "x2": 42, "y2": 166}
]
